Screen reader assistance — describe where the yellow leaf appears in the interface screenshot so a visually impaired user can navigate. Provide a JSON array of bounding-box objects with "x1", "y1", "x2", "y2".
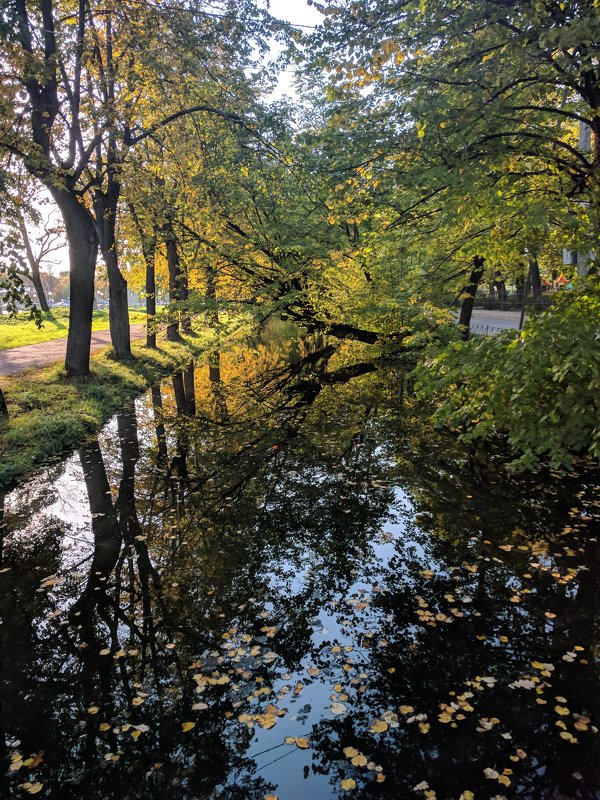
[
  {"x1": 181, "y1": 722, "x2": 196, "y2": 732},
  {"x1": 343, "y1": 747, "x2": 359, "y2": 758},
  {"x1": 340, "y1": 778, "x2": 356, "y2": 791},
  {"x1": 295, "y1": 737, "x2": 310, "y2": 749},
  {"x1": 351, "y1": 754, "x2": 368, "y2": 767},
  {"x1": 131, "y1": 697, "x2": 144, "y2": 706},
  {"x1": 498, "y1": 775, "x2": 511, "y2": 787},
  {"x1": 99, "y1": 723, "x2": 111, "y2": 732},
  {"x1": 23, "y1": 784, "x2": 44, "y2": 795},
  {"x1": 419, "y1": 723, "x2": 431, "y2": 734},
  {"x1": 370, "y1": 720, "x2": 388, "y2": 734},
  {"x1": 399, "y1": 705, "x2": 414, "y2": 714},
  {"x1": 460, "y1": 792, "x2": 474, "y2": 800},
  {"x1": 87, "y1": 706, "x2": 99, "y2": 715},
  {"x1": 331, "y1": 701, "x2": 347, "y2": 715}
]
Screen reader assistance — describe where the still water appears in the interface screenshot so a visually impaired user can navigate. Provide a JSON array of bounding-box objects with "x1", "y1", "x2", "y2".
[{"x1": 0, "y1": 338, "x2": 598, "y2": 800}]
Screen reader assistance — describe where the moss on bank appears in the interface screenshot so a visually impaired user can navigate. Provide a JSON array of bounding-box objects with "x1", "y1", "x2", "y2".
[{"x1": 0, "y1": 335, "x2": 203, "y2": 490}]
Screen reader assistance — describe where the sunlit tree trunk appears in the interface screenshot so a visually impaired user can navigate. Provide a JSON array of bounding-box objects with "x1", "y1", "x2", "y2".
[{"x1": 458, "y1": 255, "x2": 485, "y2": 339}]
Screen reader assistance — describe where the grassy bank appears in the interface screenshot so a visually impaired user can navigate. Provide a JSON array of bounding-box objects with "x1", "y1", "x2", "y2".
[
  {"x1": 0, "y1": 308, "x2": 148, "y2": 350},
  {"x1": 0, "y1": 335, "x2": 203, "y2": 490}
]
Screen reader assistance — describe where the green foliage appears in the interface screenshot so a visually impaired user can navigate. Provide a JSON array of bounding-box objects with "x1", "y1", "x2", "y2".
[{"x1": 416, "y1": 284, "x2": 600, "y2": 470}]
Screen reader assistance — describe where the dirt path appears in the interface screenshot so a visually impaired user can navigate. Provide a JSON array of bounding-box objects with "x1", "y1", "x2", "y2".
[{"x1": 0, "y1": 324, "x2": 146, "y2": 377}]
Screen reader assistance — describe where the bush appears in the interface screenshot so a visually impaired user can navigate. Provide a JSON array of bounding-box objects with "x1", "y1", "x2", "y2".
[{"x1": 415, "y1": 283, "x2": 600, "y2": 470}]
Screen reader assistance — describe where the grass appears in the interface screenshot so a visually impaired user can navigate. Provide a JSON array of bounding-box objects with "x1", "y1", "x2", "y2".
[
  {"x1": 0, "y1": 307, "x2": 148, "y2": 351},
  {"x1": 0, "y1": 334, "x2": 205, "y2": 490}
]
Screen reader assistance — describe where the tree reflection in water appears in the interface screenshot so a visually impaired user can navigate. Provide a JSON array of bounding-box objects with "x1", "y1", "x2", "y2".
[{"x1": 0, "y1": 338, "x2": 598, "y2": 800}]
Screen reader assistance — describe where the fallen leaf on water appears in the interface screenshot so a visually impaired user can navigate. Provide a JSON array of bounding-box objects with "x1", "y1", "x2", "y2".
[
  {"x1": 19, "y1": 784, "x2": 44, "y2": 795},
  {"x1": 340, "y1": 778, "x2": 356, "y2": 791},
  {"x1": 181, "y1": 722, "x2": 196, "y2": 732},
  {"x1": 331, "y1": 701, "x2": 347, "y2": 715},
  {"x1": 459, "y1": 792, "x2": 474, "y2": 800},
  {"x1": 264, "y1": 795, "x2": 278, "y2": 800},
  {"x1": 351, "y1": 754, "x2": 368, "y2": 767},
  {"x1": 192, "y1": 703, "x2": 208, "y2": 711},
  {"x1": 295, "y1": 737, "x2": 311, "y2": 749},
  {"x1": 418, "y1": 723, "x2": 430, "y2": 734},
  {"x1": 343, "y1": 747, "x2": 359, "y2": 758},
  {"x1": 370, "y1": 720, "x2": 388, "y2": 734}
]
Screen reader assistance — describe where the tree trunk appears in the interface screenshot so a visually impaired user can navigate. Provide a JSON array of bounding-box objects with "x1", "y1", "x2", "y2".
[
  {"x1": 458, "y1": 255, "x2": 485, "y2": 340},
  {"x1": 18, "y1": 218, "x2": 49, "y2": 312},
  {"x1": 143, "y1": 238, "x2": 157, "y2": 348},
  {"x1": 52, "y1": 189, "x2": 98, "y2": 376},
  {"x1": 165, "y1": 224, "x2": 182, "y2": 341},
  {"x1": 179, "y1": 268, "x2": 192, "y2": 334},
  {"x1": 529, "y1": 255, "x2": 544, "y2": 312},
  {"x1": 94, "y1": 193, "x2": 131, "y2": 357},
  {"x1": 0, "y1": 387, "x2": 8, "y2": 418}
]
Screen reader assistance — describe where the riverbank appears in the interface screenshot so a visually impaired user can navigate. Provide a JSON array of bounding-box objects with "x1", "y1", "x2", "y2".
[{"x1": 0, "y1": 335, "x2": 204, "y2": 490}]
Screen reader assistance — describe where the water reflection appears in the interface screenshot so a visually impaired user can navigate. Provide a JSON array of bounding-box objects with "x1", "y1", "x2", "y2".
[{"x1": 0, "y1": 338, "x2": 598, "y2": 800}]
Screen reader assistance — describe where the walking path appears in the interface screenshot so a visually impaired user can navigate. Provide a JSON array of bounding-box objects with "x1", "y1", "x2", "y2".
[
  {"x1": 0, "y1": 324, "x2": 145, "y2": 377},
  {"x1": 470, "y1": 309, "x2": 523, "y2": 331}
]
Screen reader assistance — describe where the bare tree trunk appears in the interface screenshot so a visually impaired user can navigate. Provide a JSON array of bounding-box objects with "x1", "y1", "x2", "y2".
[
  {"x1": 52, "y1": 189, "x2": 98, "y2": 377},
  {"x1": 458, "y1": 255, "x2": 485, "y2": 340}
]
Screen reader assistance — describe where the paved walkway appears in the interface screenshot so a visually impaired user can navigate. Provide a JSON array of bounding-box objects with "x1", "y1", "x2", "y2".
[
  {"x1": 0, "y1": 324, "x2": 146, "y2": 377},
  {"x1": 470, "y1": 309, "x2": 523, "y2": 331}
]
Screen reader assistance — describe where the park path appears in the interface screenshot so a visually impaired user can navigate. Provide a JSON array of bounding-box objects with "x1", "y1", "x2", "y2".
[{"x1": 0, "y1": 324, "x2": 145, "y2": 377}]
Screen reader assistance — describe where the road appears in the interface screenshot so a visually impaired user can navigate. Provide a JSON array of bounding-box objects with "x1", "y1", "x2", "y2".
[
  {"x1": 469, "y1": 309, "x2": 523, "y2": 332},
  {"x1": 0, "y1": 324, "x2": 146, "y2": 377}
]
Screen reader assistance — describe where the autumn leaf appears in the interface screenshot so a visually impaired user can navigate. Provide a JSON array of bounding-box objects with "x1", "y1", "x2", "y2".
[
  {"x1": 340, "y1": 778, "x2": 356, "y2": 791},
  {"x1": 181, "y1": 722, "x2": 196, "y2": 732}
]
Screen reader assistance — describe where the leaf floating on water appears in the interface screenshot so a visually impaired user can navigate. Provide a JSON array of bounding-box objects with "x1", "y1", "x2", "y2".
[
  {"x1": 399, "y1": 705, "x2": 415, "y2": 714},
  {"x1": 99, "y1": 723, "x2": 111, "y2": 732},
  {"x1": 343, "y1": 747, "x2": 359, "y2": 758},
  {"x1": 340, "y1": 778, "x2": 356, "y2": 791},
  {"x1": 351, "y1": 754, "x2": 368, "y2": 767},
  {"x1": 369, "y1": 719, "x2": 388, "y2": 734},
  {"x1": 331, "y1": 701, "x2": 347, "y2": 715},
  {"x1": 181, "y1": 722, "x2": 196, "y2": 732},
  {"x1": 131, "y1": 697, "x2": 144, "y2": 706},
  {"x1": 264, "y1": 795, "x2": 279, "y2": 800},
  {"x1": 192, "y1": 702, "x2": 208, "y2": 711},
  {"x1": 87, "y1": 705, "x2": 99, "y2": 715},
  {"x1": 295, "y1": 737, "x2": 311, "y2": 749},
  {"x1": 459, "y1": 792, "x2": 474, "y2": 800},
  {"x1": 19, "y1": 783, "x2": 44, "y2": 795},
  {"x1": 418, "y1": 723, "x2": 430, "y2": 734}
]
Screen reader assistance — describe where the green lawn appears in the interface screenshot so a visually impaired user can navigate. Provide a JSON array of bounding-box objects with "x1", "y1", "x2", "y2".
[{"x1": 0, "y1": 308, "x2": 148, "y2": 351}]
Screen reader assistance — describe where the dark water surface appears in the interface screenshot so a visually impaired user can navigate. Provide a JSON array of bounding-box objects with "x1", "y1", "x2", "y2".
[{"x1": 0, "y1": 339, "x2": 598, "y2": 800}]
